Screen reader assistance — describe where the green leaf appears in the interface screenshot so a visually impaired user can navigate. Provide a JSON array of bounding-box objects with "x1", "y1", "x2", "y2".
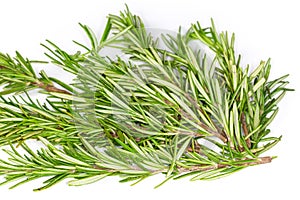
[
  {"x1": 232, "y1": 102, "x2": 241, "y2": 146},
  {"x1": 49, "y1": 92, "x2": 86, "y2": 102},
  {"x1": 100, "y1": 19, "x2": 112, "y2": 44},
  {"x1": 34, "y1": 173, "x2": 69, "y2": 191},
  {"x1": 188, "y1": 71, "x2": 211, "y2": 103},
  {"x1": 79, "y1": 23, "x2": 98, "y2": 50},
  {"x1": 68, "y1": 174, "x2": 111, "y2": 186},
  {"x1": 250, "y1": 61, "x2": 265, "y2": 80},
  {"x1": 176, "y1": 136, "x2": 192, "y2": 160},
  {"x1": 253, "y1": 78, "x2": 266, "y2": 92},
  {"x1": 254, "y1": 104, "x2": 260, "y2": 129}
]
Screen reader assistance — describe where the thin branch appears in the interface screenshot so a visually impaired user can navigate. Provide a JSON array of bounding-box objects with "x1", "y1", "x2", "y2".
[
  {"x1": 187, "y1": 140, "x2": 202, "y2": 154},
  {"x1": 178, "y1": 156, "x2": 273, "y2": 173},
  {"x1": 241, "y1": 113, "x2": 251, "y2": 148},
  {"x1": 32, "y1": 81, "x2": 72, "y2": 95}
]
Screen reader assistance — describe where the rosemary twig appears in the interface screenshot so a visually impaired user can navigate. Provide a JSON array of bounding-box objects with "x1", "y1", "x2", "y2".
[
  {"x1": 0, "y1": 6, "x2": 292, "y2": 190},
  {"x1": 178, "y1": 156, "x2": 273, "y2": 173}
]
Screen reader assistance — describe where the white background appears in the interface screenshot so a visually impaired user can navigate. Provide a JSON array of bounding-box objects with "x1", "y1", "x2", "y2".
[{"x1": 0, "y1": 0, "x2": 299, "y2": 199}]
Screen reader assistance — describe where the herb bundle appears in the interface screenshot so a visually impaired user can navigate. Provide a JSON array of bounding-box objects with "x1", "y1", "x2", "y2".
[{"x1": 0, "y1": 7, "x2": 292, "y2": 190}]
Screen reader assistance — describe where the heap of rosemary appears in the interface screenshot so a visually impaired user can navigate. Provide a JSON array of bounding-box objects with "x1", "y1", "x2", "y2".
[{"x1": 0, "y1": 7, "x2": 292, "y2": 190}]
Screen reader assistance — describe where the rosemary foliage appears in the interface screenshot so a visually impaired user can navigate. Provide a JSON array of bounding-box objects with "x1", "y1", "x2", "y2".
[{"x1": 0, "y1": 7, "x2": 292, "y2": 190}]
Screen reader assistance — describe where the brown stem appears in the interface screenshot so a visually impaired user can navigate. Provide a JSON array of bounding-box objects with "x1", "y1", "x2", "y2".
[
  {"x1": 32, "y1": 81, "x2": 72, "y2": 95},
  {"x1": 178, "y1": 156, "x2": 273, "y2": 173},
  {"x1": 187, "y1": 140, "x2": 202, "y2": 154},
  {"x1": 241, "y1": 113, "x2": 251, "y2": 148}
]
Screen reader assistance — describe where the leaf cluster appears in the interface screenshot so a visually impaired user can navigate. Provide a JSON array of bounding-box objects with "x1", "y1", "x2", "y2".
[{"x1": 0, "y1": 6, "x2": 292, "y2": 190}]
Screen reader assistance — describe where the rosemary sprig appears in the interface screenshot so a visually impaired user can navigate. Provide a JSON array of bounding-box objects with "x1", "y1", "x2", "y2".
[{"x1": 0, "y1": 6, "x2": 292, "y2": 190}]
